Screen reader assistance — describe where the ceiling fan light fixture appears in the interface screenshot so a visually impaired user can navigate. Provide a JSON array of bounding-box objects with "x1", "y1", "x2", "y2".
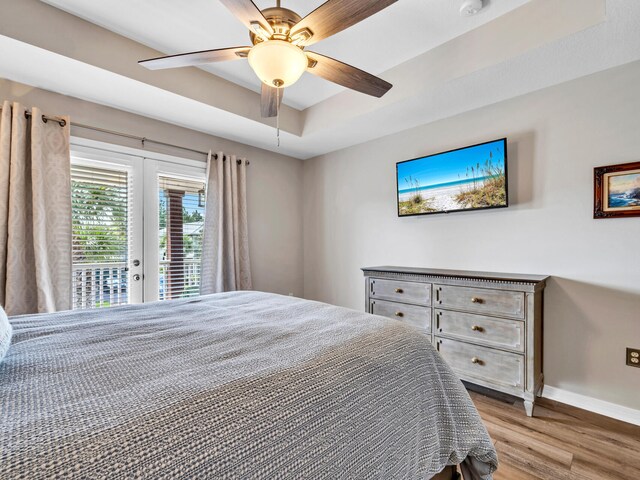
[{"x1": 248, "y1": 40, "x2": 307, "y2": 88}]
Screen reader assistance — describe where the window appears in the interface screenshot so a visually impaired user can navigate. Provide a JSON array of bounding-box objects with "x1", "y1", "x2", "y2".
[
  {"x1": 158, "y1": 175, "x2": 205, "y2": 300},
  {"x1": 71, "y1": 164, "x2": 132, "y2": 309}
]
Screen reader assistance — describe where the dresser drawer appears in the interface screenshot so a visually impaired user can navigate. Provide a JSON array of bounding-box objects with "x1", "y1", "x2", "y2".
[
  {"x1": 370, "y1": 278, "x2": 431, "y2": 306},
  {"x1": 371, "y1": 299, "x2": 431, "y2": 332},
  {"x1": 434, "y1": 284, "x2": 524, "y2": 319},
  {"x1": 436, "y1": 338, "x2": 524, "y2": 390},
  {"x1": 435, "y1": 309, "x2": 524, "y2": 352}
]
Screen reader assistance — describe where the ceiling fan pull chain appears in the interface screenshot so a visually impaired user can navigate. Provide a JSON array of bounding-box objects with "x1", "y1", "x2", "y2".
[{"x1": 276, "y1": 87, "x2": 280, "y2": 147}]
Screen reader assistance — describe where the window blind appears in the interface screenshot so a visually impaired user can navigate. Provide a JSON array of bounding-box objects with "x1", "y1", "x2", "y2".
[
  {"x1": 71, "y1": 164, "x2": 131, "y2": 309},
  {"x1": 158, "y1": 175, "x2": 205, "y2": 300}
]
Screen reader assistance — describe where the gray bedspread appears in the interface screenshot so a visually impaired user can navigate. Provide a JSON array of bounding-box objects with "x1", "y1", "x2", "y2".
[{"x1": 0, "y1": 291, "x2": 497, "y2": 479}]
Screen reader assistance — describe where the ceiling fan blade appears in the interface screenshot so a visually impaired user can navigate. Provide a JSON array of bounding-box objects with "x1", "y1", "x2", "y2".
[
  {"x1": 290, "y1": 0, "x2": 397, "y2": 47},
  {"x1": 261, "y1": 83, "x2": 283, "y2": 118},
  {"x1": 139, "y1": 46, "x2": 251, "y2": 70},
  {"x1": 219, "y1": 0, "x2": 274, "y2": 38},
  {"x1": 305, "y1": 52, "x2": 392, "y2": 98}
]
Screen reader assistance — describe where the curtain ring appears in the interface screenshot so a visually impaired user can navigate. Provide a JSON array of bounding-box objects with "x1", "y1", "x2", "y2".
[
  {"x1": 141, "y1": 137, "x2": 146, "y2": 148},
  {"x1": 41, "y1": 115, "x2": 48, "y2": 124},
  {"x1": 236, "y1": 159, "x2": 242, "y2": 165},
  {"x1": 58, "y1": 119, "x2": 67, "y2": 127}
]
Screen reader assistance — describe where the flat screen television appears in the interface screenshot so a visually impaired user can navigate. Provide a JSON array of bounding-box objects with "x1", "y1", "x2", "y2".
[{"x1": 396, "y1": 138, "x2": 508, "y2": 217}]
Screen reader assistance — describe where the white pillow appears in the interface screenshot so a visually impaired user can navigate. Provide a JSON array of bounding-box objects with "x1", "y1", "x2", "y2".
[{"x1": 0, "y1": 305, "x2": 12, "y2": 364}]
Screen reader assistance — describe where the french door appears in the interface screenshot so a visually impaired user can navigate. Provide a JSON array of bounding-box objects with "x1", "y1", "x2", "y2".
[
  {"x1": 142, "y1": 160, "x2": 206, "y2": 303},
  {"x1": 70, "y1": 145, "x2": 206, "y2": 309}
]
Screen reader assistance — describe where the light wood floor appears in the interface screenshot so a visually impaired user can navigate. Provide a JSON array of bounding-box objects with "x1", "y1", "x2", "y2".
[{"x1": 469, "y1": 391, "x2": 640, "y2": 480}]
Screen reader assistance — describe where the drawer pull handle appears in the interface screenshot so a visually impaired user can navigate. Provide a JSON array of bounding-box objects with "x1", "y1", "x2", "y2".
[
  {"x1": 471, "y1": 357, "x2": 483, "y2": 365},
  {"x1": 471, "y1": 325, "x2": 484, "y2": 332},
  {"x1": 395, "y1": 311, "x2": 404, "y2": 317},
  {"x1": 471, "y1": 297, "x2": 482, "y2": 304},
  {"x1": 395, "y1": 288, "x2": 404, "y2": 293}
]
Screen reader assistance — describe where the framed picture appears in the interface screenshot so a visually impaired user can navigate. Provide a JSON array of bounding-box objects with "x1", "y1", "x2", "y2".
[{"x1": 594, "y1": 161, "x2": 640, "y2": 218}]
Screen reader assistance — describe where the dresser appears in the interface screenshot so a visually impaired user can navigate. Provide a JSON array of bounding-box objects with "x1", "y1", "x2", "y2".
[{"x1": 362, "y1": 266, "x2": 548, "y2": 416}]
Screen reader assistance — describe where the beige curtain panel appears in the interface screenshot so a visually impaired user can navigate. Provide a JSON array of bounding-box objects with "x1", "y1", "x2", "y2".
[
  {"x1": 0, "y1": 101, "x2": 72, "y2": 316},
  {"x1": 201, "y1": 151, "x2": 252, "y2": 294}
]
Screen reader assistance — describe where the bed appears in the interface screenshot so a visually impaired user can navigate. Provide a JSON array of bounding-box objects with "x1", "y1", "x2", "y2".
[{"x1": 0, "y1": 291, "x2": 497, "y2": 479}]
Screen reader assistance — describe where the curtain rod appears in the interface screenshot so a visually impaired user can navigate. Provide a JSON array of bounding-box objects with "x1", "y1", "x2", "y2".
[{"x1": 0, "y1": 106, "x2": 249, "y2": 164}]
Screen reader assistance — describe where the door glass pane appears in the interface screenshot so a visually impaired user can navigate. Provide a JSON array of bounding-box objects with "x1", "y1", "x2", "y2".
[
  {"x1": 71, "y1": 164, "x2": 131, "y2": 309},
  {"x1": 158, "y1": 175, "x2": 205, "y2": 300}
]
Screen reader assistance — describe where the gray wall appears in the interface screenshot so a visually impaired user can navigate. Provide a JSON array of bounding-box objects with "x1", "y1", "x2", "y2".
[
  {"x1": 303, "y1": 61, "x2": 640, "y2": 410},
  {"x1": 0, "y1": 79, "x2": 304, "y2": 298}
]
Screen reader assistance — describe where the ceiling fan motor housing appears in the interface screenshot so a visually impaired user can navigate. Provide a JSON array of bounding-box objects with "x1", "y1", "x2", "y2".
[{"x1": 250, "y1": 7, "x2": 302, "y2": 44}]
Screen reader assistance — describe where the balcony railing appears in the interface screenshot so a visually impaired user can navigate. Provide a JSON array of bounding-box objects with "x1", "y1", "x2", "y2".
[
  {"x1": 159, "y1": 258, "x2": 201, "y2": 300},
  {"x1": 71, "y1": 258, "x2": 202, "y2": 309},
  {"x1": 72, "y1": 262, "x2": 128, "y2": 310}
]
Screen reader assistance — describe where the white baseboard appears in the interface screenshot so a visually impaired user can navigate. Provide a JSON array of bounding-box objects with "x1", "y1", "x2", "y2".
[{"x1": 542, "y1": 385, "x2": 640, "y2": 426}]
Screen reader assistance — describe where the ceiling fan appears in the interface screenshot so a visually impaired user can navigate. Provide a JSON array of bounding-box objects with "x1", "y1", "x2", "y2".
[{"x1": 139, "y1": 0, "x2": 396, "y2": 118}]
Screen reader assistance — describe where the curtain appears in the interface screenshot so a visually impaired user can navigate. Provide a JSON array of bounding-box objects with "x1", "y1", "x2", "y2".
[
  {"x1": 200, "y1": 151, "x2": 251, "y2": 294},
  {"x1": 0, "y1": 101, "x2": 72, "y2": 315}
]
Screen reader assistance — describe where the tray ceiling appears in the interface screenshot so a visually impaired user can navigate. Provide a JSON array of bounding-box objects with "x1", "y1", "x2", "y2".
[
  {"x1": 2, "y1": 0, "x2": 638, "y2": 159},
  {"x1": 40, "y1": 0, "x2": 531, "y2": 109}
]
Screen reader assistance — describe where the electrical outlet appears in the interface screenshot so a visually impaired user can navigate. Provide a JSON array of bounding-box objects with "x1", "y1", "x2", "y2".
[{"x1": 627, "y1": 348, "x2": 640, "y2": 368}]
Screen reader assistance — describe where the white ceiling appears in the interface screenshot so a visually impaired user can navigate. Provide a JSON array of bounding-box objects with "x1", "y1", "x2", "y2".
[
  {"x1": 2, "y1": 0, "x2": 639, "y2": 159},
  {"x1": 40, "y1": 0, "x2": 531, "y2": 109}
]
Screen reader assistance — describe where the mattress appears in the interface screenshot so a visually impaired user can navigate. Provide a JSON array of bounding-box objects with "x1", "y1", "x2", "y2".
[{"x1": 0, "y1": 291, "x2": 497, "y2": 479}]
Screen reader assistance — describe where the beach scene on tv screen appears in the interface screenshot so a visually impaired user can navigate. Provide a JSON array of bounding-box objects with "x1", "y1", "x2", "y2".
[{"x1": 397, "y1": 140, "x2": 507, "y2": 216}]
